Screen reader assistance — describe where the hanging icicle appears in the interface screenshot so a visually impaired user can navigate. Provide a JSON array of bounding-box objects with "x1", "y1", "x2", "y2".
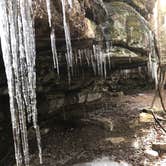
[
  {"x1": 45, "y1": 0, "x2": 59, "y2": 75},
  {"x1": 92, "y1": 44, "x2": 108, "y2": 78},
  {"x1": 0, "y1": 0, "x2": 42, "y2": 165},
  {"x1": 50, "y1": 28, "x2": 59, "y2": 75},
  {"x1": 68, "y1": 0, "x2": 73, "y2": 8},
  {"x1": 45, "y1": 0, "x2": 52, "y2": 26},
  {"x1": 61, "y1": 0, "x2": 73, "y2": 81},
  {"x1": 45, "y1": 0, "x2": 73, "y2": 81}
]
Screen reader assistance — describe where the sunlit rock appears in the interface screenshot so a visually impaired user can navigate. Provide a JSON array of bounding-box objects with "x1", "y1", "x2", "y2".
[
  {"x1": 74, "y1": 157, "x2": 132, "y2": 166},
  {"x1": 104, "y1": 1, "x2": 151, "y2": 50},
  {"x1": 144, "y1": 149, "x2": 159, "y2": 158},
  {"x1": 139, "y1": 112, "x2": 154, "y2": 123},
  {"x1": 105, "y1": 137, "x2": 126, "y2": 144}
]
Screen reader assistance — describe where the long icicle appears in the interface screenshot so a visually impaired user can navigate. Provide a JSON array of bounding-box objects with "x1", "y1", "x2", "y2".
[
  {"x1": 0, "y1": 0, "x2": 42, "y2": 165},
  {"x1": 46, "y1": 0, "x2": 59, "y2": 75},
  {"x1": 61, "y1": 0, "x2": 73, "y2": 82},
  {"x1": 0, "y1": 1, "x2": 23, "y2": 165},
  {"x1": 68, "y1": 0, "x2": 73, "y2": 8},
  {"x1": 50, "y1": 28, "x2": 59, "y2": 75},
  {"x1": 20, "y1": 0, "x2": 42, "y2": 164}
]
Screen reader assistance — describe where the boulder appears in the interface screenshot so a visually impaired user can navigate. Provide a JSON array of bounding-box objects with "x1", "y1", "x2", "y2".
[{"x1": 152, "y1": 143, "x2": 166, "y2": 152}]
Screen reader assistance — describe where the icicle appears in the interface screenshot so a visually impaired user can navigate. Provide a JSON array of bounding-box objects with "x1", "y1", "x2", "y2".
[
  {"x1": 19, "y1": 0, "x2": 43, "y2": 163},
  {"x1": 61, "y1": 0, "x2": 73, "y2": 76},
  {"x1": 65, "y1": 53, "x2": 71, "y2": 84},
  {"x1": 103, "y1": 52, "x2": 107, "y2": 78},
  {"x1": 0, "y1": 0, "x2": 42, "y2": 165},
  {"x1": 74, "y1": 49, "x2": 78, "y2": 65},
  {"x1": 105, "y1": 41, "x2": 112, "y2": 69},
  {"x1": 45, "y1": 0, "x2": 52, "y2": 26},
  {"x1": 84, "y1": 49, "x2": 90, "y2": 66},
  {"x1": 17, "y1": 5, "x2": 31, "y2": 166},
  {"x1": 45, "y1": 0, "x2": 59, "y2": 74},
  {"x1": 106, "y1": 41, "x2": 110, "y2": 53},
  {"x1": 0, "y1": 2, "x2": 23, "y2": 165},
  {"x1": 148, "y1": 50, "x2": 152, "y2": 74},
  {"x1": 73, "y1": 50, "x2": 77, "y2": 77},
  {"x1": 67, "y1": 0, "x2": 73, "y2": 8},
  {"x1": 96, "y1": 45, "x2": 100, "y2": 75},
  {"x1": 90, "y1": 48, "x2": 97, "y2": 75},
  {"x1": 123, "y1": 69, "x2": 130, "y2": 79},
  {"x1": 78, "y1": 49, "x2": 83, "y2": 66},
  {"x1": 93, "y1": 45, "x2": 101, "y2": 76},
  {"x1": 130, "y1": 26, "x2": 134, "y2": 39},
  {"x1": 138, "y1": 66, "x2": 142, "y2": 76},
  {"x1": 50, "y1": 28, "x2": 59, "y2": 75},
  {"x1": 99, "y1": 46, "x2": 103, "y2": 77},
  {"x1": 93, "y1": 45, "x2": 98, "y2": 74}
]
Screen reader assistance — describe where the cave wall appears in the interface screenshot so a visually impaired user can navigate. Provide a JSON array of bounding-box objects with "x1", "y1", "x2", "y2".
[
  {"x1": 34, "y1": 0, "x2": 157, "y2": 117},
  {"x1": 0, "y1": 0, "x2": 157, "y2": 119}
]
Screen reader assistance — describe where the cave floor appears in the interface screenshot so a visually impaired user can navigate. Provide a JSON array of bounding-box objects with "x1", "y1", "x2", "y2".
[
  {"x1": 29, "y1": 88, "x2": 166, "y2": 166},
  {"x1": 2, "y1": 87, "x2": 166, "y2": 166}
]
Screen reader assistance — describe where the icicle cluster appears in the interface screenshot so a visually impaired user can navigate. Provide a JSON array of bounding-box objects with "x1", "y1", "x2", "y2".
[
  {"x1": 58, "y1": 42, "x2": 113, "y2": 79},
  {"x1": 93, "y1": 45, "x2": 107, "y2": 78},
  {"x1": 0, "y1": 0, "x2": 42, "y2": 166},
  {"x1": 122, "y1": 2, "x2": 158, "y2": 86},
  {"x1": 131, "y1": 7, "x2": 158, "y2": 87},
  {"x1": 46, "y1": 0, "x2": 73, "y2": 82}
]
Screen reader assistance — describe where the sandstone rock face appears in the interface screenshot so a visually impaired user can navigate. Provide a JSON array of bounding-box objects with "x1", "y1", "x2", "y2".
[
  {"x1": 101, "y1": 1, "x2": 154, "y2": 60},
  {"x1": 34, "y1": 0, "x2": 106, "y2": 39},
  {"x1": 123, "y1": 0, "x2": 155, "y2": 18},
  {"x1": 34, "y1": 0, "x2": 156, "y2": 62},
  {"x1": 108, "y1": 2, "x2": 149, "y2": 47},
  {"x1": 34, "y1": 0, "x2": 155, "y2": 41}
]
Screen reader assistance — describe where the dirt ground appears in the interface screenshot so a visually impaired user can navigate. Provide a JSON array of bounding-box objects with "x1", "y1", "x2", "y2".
[
  {"x1": 30, "y1": 88, "x2": 166, "y2": 166},
  {"x1": 2, "y1": 79, "x2": 166, "y2": 166}
]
